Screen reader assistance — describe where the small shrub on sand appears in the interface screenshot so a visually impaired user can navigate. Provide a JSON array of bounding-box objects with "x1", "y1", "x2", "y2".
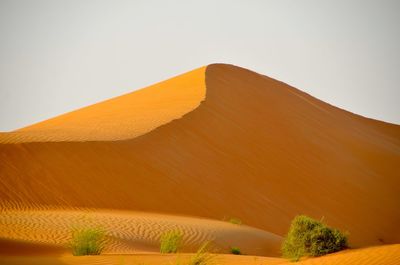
[
  {"x1": 160, "y1": 230, "x2": 183, "y2": 253},
  {"x1": 188, "y1": 242, "x2": 215, "y2": 265},
  {"x1": 230, "y1": 246, "x2": 241, "y2": 255},
  {"x1": 282, "y1": 215, "x2": 348, "y2": 261},
  {"x1": 69, "y1": 227, "x2": 106, "y2": 256},
  {"x1": 227, "y1": 218, "x2": 242, "y2": 225}
]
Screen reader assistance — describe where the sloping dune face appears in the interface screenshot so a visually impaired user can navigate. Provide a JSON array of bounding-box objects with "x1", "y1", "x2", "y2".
[
  {"x1": 0, "y1": 67, "x2": 206, "y2": 142},
  {"x1": 0, "y1": 244, "x2": 399, "y2": 265},
  {"x1": 284, "y1": 244, "x2": 400, "y2": 265},
  {"x1": 0, "y1": 208, "x2": 281, "y2": 256},
  {"x1": 0, "y1": 64, "x2": 399, "y2": 250}
]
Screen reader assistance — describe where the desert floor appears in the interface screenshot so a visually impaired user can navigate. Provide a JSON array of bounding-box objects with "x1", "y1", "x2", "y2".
[{"x1": 1, "y1": 245, "x2": 400, "y2": 265}]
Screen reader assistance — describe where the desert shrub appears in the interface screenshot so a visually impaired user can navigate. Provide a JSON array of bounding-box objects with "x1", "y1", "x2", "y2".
[
  {"x1": 230, "y1": 246, "x2": 241, "y2": 255},
  {"x1": 188, "y1": 242, "x2": 215, "y2": 265},
  {"x1": 281, "y1": 215, "x2": 348, "y2": 261},
  {"x1": 160, "y1": 230, "x2": 183, "y2": 253},
  {"x1": 69, "y1": 227, "x2": 106, "y2": 256},
  {"x1": 228, "y1": 218, "x2": 242, "y2": 225}
]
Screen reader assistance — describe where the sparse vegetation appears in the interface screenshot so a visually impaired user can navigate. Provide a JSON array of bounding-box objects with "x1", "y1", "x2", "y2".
[
  {"x1": 69, "y1": 226, "x2": 106, "y2": 256},
  {"x1": 282, "y1": 215, "x2": 348, "y2": 261},
  {"x1": 160, "y1": 230, "x2": 183, "y2": 253},
  {"x1": 230, "y1": 246, "x2": 241, "y2": 255},
  {"x1": 227, "y1": 217, "x2": 242, "y2": 225},
  {"x1": 188, "y1": 242, "x2": 215, "y2": 265}
]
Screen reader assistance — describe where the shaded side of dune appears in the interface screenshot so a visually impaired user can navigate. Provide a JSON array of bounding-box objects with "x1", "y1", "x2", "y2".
[
  {"x1": 0, "y1": 64, "x2": 399, "y2": 248},
  {"x1": 0, "y1": 238, "x2": 66, "y2": 256}
]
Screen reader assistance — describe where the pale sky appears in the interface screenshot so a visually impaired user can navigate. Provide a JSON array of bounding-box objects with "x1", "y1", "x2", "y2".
[{"x1": 1, "y1": 0, "x2": 399, "y2": 131}]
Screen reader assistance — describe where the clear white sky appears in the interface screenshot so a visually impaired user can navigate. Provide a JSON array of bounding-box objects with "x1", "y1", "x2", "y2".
[{"x1": 1, "y1": 0, "x2": 399, "y2": 131}]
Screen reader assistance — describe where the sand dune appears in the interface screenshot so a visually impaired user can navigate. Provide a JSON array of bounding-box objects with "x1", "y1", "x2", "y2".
[
  {"x1": 1, "y1": 245, "x2": 399, "y2": 265},
  {"x1": 0, "y1": 206, "x2": 281, "y2": 256},
  {"x1": 1, "y1": 63, "x2": 399, "y2": 255},
  {"x1": 0, "y1": 253, "x2": 286, "y2": 265},
  {"x1": 283, "y1": 244, "x2": 400, "y2": 265}
]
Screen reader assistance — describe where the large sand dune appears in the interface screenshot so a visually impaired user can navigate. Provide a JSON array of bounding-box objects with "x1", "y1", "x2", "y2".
[{"x1": 1, "y1": 64, "x2": 399, "y2": 258}]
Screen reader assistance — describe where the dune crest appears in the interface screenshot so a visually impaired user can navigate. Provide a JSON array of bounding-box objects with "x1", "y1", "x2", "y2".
[{"x1": 0, "y1": 66, "x2": 206, "y2": 143}]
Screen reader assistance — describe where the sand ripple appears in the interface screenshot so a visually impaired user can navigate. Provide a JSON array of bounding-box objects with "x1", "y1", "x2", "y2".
[{"x1": 0, "y1": 205, "x2": 281, "y2": 256}]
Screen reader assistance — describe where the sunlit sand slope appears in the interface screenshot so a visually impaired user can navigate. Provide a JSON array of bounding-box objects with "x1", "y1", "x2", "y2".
[
  {"x1": 0, "y1": 207, "x2": 281, "y2": 256},
  {"x1": 0, "y1": 67, "x2": 206, "y2": 142},
  {"x1": 0, "y1": 64, "x2": 399, "y2": 249},
  {"x1": 0, "y1": 245, "x2": 399, "y2": 265},
  {"x1": 0, "y1": 253, "x2": 286, "y2": 265},
  {"x1": 282, "y1": 244, "x2": 400, "y2": 265}
]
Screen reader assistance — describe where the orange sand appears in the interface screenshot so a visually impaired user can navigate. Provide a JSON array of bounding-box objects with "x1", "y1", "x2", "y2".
[
  {"x1": 0, "y1": 253, "x2": 286, "y2": 265},
  {"x1": 0, "y1": 206, "x2": 281, "y2": 256},
  {"x1": 0, "y1": 245, "x2": 399, "y2": 265},
  {"x1": 1, "y1": 64, "x2": 399, "y2": 260},
  {"x1": 282, "y1": 244, "x2": 400, "y2": 265},
  {"x1": 0, "y1": 66, "x2": 206, "y2": 142}
]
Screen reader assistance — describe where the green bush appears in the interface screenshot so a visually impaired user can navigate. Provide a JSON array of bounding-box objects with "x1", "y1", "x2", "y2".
[
  {"x1": 189, "y1": 242, "x2": 215, "y2": 265},
  {"x1": 160, "y1": 230, "x2": 183, "y2": 253},
  {"x1": 227, "y1": 218, "x2": 242, "y2": 225},
  {"x1": 230, "y1": 246, "x2": 241, "y2": 255},
  {"x1": 69, "y1": 227, "x2": 106, "y2": 256},
  {"x1": 282, "y1": 215, "x2": 348, "y2": 261}
]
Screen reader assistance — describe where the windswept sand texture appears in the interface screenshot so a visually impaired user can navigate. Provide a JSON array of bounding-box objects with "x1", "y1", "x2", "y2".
[
  {"x1": 0, "y1": 206, "x2": 281, "y2": 256},
  {"x1": 1, "y1": 64, "x2": 400, "y2": 263}
]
